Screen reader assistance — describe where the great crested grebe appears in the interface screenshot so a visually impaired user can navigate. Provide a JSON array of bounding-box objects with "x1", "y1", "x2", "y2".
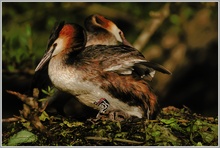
[
  {"x1": 85, "y1": 14, "x2": 132, "y2": 47},
  {"x1": 35, "y1": 23, "x2": 171, "y2": 120},
  {"x1": 31, "y1": 14, "x2": 133, "y2": 118}
]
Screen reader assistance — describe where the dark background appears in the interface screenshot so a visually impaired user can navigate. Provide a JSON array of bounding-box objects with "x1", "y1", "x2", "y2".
[{"x1": 2, "y1": 2, "x2": 218, "y2": 119}]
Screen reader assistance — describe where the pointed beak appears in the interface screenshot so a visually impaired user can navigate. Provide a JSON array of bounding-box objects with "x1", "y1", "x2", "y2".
[{"x1": 35, "y1": 46, "x2": 55, "y2": 72}]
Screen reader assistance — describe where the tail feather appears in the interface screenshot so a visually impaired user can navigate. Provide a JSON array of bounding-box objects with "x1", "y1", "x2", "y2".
[
  {"x1": 133, "y1": 61, "x2": 171, "y2": 81},
  {"x1": 138, "y1": 61, "x2": 172, "y2": 75}
]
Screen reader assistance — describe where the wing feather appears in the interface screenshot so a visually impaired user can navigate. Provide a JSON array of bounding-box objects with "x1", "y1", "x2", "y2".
[{"x1": 78, "y1": 45, "x2": 171, "y2": 81}]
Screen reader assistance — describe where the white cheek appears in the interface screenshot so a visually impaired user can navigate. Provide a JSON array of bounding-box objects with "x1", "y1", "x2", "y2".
[
  {"x1": 52, "y1": 38, "x2": 65, "y2": 56},
  {"x1": 111, "y1": 25, "x2": 122, "y2": 42}
]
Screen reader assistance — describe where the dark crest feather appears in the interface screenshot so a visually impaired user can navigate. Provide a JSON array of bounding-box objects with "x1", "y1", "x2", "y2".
[{"x1": 47, "y1": 21, "x2": 65, "y2": 50}]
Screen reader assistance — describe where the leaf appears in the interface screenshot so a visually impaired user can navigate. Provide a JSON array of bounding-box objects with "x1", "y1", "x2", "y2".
[
  {"x1": 210, "y1": 124, "x2": 218, "y2": 137},
  {"x1": 63, "y1": 120, "x2": 83, "y2": 128},
  {"x1": 7, "y1": 130, "x2": 38, "y2": 146},
  {"x1": 152, "y1": 131, "x2": 161, "y2": 137},
  {"x1": 41, "y1": 86, "x2": 55, "y2": 96},
  {"x1": 21, "y1": 122, "x2": 32, "y2": 131},
  {"x1": 39, "y1": 111, "x2": 50, "y2": 121},
  {"x1": 38, "y1": 98, "x2": 49, "y2": 102},
  {"x1": 196, "y1": 142, "x2": 203, "y2": 146},
  {"x1": 199, "y1": 132, "x2": 214, "y2": 143},
  {"x1": 41, "y1": 89, "x2": 50, "y2": 96},
  {"x1": 160, "y1": 118, "x2": 177, "y2": 124}
]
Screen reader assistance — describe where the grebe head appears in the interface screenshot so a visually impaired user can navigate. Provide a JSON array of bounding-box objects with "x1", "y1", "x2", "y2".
[
  {"x1": 85, "y1": 14, "x2": 123, "y2": 43},
  {"x1": 35, "y1": 23, "x2": 86, "y2": 72}
]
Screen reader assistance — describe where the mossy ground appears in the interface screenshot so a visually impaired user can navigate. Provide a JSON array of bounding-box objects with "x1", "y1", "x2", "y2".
[{"x1": 2, "y1": 106, "x2": 218, "y2": 146}]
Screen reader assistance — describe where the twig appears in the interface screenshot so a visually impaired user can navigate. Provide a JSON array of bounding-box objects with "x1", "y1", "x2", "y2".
[
  {"x1": 85, "y1": 136, "x2": 109, "y2": 141},
  {"x1": 178, "y1": 119, "x2": 189, "y2": 123},
  {"x1": 133, "y1": 3, "x2": 170, "y2": 51},
  {"x1": 6, "y1": 90, "x2": 38, "y2": 109},
  {"x1": 2, "y1": 117, "x2": 20, "y2": 122},
  {"x1": 114, "y1": 138, "x2": 143, "y2": 144},
  {"x1": 85, "y1": 136, "x2": 143, "y2": 144},
  {"x1": 5, "y1": 90, "x2": 48, "y2": 133},
  {"x1": 144, "y1": 119, "x2": 159, "y2": 124}
]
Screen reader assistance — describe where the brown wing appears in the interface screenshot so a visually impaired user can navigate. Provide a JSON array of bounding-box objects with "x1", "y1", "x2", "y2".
[
  {"x1": 73, "y1": 45, "x2": 167, "y2": 117},
  {"x1": 77, "y1": 45, "x2": 171, "y2": 81},
  {"x1": 100, "y1": 72, "x2": 158, "y2": 117}
]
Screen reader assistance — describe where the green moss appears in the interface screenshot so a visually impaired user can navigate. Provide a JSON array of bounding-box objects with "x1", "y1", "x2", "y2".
[{"x1": 2, "y1": 106, "x2": 218, "y2": 146}]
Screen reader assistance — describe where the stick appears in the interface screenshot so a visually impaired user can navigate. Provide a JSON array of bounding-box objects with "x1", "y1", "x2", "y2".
[
  {"x1": 133, "y1": 3, "x2": 170, "y2": 51},
  {"x1": 85, "y1": 136, "x2": 143, "y2": 144}
]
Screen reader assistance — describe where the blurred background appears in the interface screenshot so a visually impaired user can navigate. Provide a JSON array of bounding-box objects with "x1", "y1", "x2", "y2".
[{"x1": 2, "y1": 2, "x2": 218, "y2": 120}]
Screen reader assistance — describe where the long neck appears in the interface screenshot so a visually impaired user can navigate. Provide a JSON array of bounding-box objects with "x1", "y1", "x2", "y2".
[
  {"x1": 64, "y1": 48, "x2": 83, "y2": 65},
  {"x1": 48, "y1": 50, "x2": 79, "y2": 93}
]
